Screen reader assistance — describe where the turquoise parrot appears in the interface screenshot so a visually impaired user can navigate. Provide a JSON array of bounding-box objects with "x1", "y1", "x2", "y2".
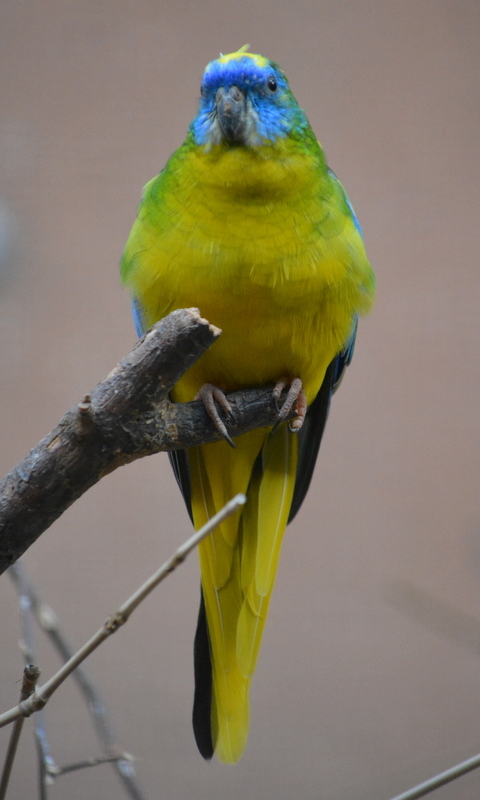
[{"x1": 121, "y1": 46, "x2": 375, "y2": 763}]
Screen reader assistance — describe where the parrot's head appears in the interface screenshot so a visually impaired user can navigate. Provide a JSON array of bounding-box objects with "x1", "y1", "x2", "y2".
[{"x1": 191, "y1": 46, "x2": 310, "y2": 149}]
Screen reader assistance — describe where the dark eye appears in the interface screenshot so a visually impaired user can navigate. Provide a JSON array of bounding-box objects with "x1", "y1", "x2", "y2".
[{"x1": 267, "y1": 75, "x2": 278, "y2": 92}]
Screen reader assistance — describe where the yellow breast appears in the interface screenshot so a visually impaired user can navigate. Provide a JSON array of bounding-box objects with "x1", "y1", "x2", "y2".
[{"x1": 123, "y1": 140, "x2": 373, "y2": 402}]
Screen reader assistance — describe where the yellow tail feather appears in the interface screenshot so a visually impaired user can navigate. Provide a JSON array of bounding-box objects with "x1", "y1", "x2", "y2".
[
  {"x1": 190, "y1": 424, "x2": 298, "y2": 763},
  {"x1": 256, "y1": 425, "x2": 296, "y2": 596}
]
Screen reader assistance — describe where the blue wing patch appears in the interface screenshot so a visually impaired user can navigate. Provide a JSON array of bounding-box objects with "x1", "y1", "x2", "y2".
[{"x1": 131, "y1": 297, "x2": 146, "y2": 338}]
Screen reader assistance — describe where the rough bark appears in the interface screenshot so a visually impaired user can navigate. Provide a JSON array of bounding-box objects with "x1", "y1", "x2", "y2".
[{"x1": 0, "y1": 308, "x2": 291, "y2": 574}]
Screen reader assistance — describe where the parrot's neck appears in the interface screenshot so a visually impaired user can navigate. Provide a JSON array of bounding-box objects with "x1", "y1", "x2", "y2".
[{"x1": 185, "y1": 138, "x2": 327, "y2": 201}]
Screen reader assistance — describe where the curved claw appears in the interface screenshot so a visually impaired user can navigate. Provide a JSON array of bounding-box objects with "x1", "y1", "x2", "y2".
[
  {"x1": 195, "y1": 383, "x2": 235, "y2": 448},
  {"x1": 272, "y1": 378, "x2": 307, "y2": 433}
]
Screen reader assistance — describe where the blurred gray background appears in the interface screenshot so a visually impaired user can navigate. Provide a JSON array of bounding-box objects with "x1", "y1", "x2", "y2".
[{"x1": 0, "y1": 1, "x2": 479, "y2": 798}]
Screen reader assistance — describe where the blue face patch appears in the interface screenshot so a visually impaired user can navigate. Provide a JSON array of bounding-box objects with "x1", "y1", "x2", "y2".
[{"x1": 191, "y1": 56, "x2": 307, "y2": 147}]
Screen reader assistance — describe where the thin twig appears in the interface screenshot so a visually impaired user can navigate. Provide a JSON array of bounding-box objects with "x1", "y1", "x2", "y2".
[
  {"x1": 9, "y1": 562, "x2": 147, "y2": 800},
  {"x1": 0, "y1": 493, "x2": 246, "y2": 730},
  {"x1": 12, "y1": 560, "x2": 58, "y2": 795},
  {"x1": 56, "y1": 754, "x2": 133, "y2": 776},
  {"x1": 116, "y1": 492, "x2": 246, "y2": 618},
  {"x1": 0, "y1": 664, "x2": 41, "y2": 800},
  {"x1": 389, "y1": 752, "x2": 480, "y2": 800},
  {"x1": 36, "y1": 753, "x2": 48, "y2": 800}
]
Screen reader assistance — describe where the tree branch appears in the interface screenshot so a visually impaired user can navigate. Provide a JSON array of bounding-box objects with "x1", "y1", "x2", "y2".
[{"x1": 0, "y1": 308, "x2": 289, "y2": 575}]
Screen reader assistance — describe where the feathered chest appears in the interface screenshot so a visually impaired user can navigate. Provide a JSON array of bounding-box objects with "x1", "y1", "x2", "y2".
[
  {"x1": 128, "y1": 143, "x2": 360, "y2": 311},
  {"x1": 121, "y1": 142, "x2": 373, "y2": 398}
]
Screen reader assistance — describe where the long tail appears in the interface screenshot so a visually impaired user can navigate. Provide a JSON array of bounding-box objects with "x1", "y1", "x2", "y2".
[{"x1": 189, "y1": 423, "x2": 298, "y2": 763}]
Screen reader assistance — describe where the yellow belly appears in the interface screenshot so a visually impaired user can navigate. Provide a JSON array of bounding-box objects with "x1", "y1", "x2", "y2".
[{"x1": 169, "y1": 284, "x2": 348, "y2": 404}]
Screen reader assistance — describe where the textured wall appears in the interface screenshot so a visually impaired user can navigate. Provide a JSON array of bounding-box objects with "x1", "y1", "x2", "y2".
[{"x1": 0, "y1": 2, "x2": 479, "y2": 798}]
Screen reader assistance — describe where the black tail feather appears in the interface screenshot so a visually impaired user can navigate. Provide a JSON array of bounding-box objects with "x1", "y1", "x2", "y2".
[
  {"x1": 192, "y1": 589, "x2": 214, "y2": 760},
  {"x1": 288, "y1": 359, "x2": 335, "y2": 523}
]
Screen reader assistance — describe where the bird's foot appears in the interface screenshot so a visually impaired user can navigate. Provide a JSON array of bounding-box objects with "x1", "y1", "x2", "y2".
[
  {"x1": 195, "y1": 383, "x2": 235, "y2": 448},
  {"x1": 273, "y1": 378, "x2": 307, "y2": 432}
]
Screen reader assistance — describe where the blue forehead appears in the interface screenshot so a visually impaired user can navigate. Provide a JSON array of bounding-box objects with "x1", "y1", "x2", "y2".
[
  {"x1": 202, "y1": 56, "x2": 285, "y2": 93},
  {"x1": 192, "y1": 54, "x2": 306, "y2": 146}
]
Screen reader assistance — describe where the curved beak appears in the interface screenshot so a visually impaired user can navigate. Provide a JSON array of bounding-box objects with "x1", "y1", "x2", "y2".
[{"x1": 215, "y1": 85, "x2": 247, "y2": 144}]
